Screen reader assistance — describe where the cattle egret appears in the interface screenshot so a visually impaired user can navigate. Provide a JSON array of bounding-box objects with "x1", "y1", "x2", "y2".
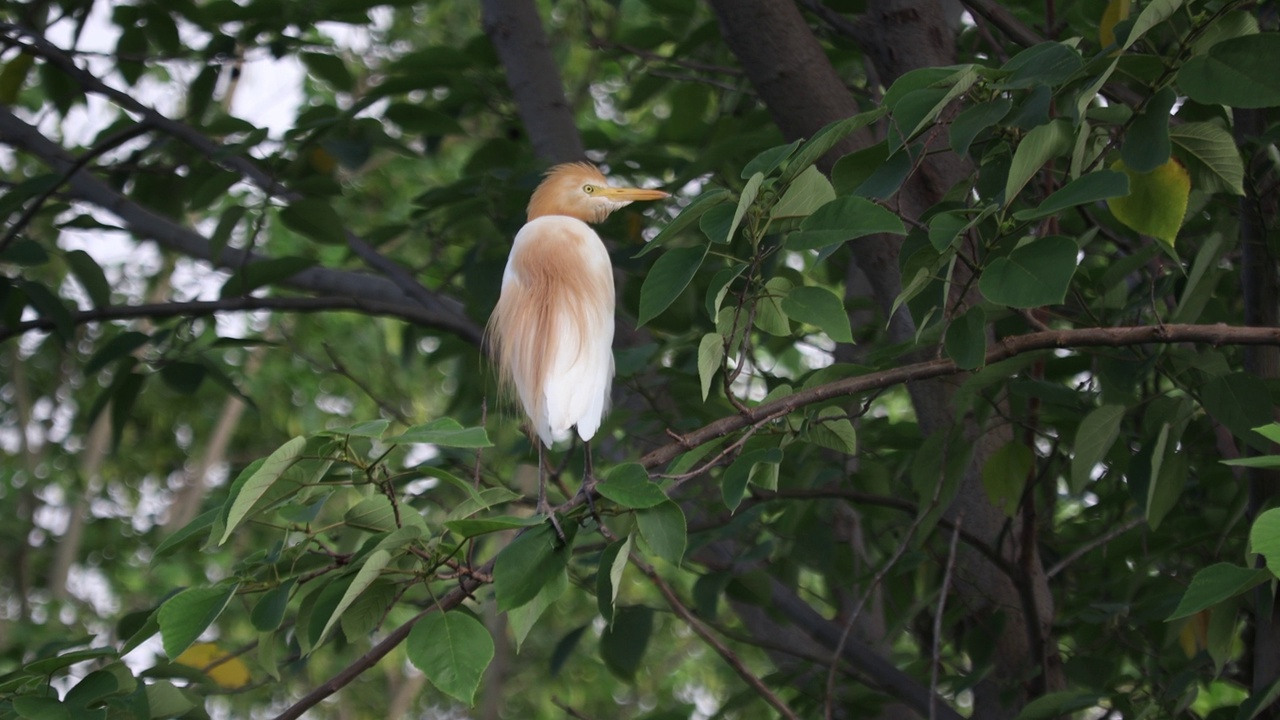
[{"x1": 487, "y1": 162, "x2": 668, "y2": 535}]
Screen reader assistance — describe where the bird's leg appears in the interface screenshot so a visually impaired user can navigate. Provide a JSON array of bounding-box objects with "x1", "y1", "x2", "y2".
[
  {"x1": 538, "y1": 441, "x2": 565, "y2": 543},
  {"x1": 578, "y1": 440, "x2": 600, "y2": 522}
]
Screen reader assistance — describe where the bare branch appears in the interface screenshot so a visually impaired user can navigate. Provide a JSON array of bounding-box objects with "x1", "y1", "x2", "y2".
[
  {"x1": 639, "y1": 324, "x2": 1280, "y2": 470},
  {"x1": 0, "y1": 107, "x2": 483, "y2": 345},
  {"x1": 0, "y1": 295, "x2": 462, "y2": 345},
  {"x1": 634, "y1": 554, "x2": 802, "y2": 720},
  {"x1": 0, "y1": 24, "x2": 480, "y2": 342},
  {"x1": 1046, "y1": 515, "x2": 1146, "y2": 579},
  {"x1": 480, "y1": 0, "x2": 585, "y2": 163}
]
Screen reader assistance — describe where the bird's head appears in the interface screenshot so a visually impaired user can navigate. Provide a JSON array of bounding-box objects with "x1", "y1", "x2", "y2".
[{"x1": 527, "y1": 162, "x2": 669, "y2": 224}]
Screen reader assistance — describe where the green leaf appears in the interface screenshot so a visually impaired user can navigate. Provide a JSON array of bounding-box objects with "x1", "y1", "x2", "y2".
[
  {"x1": 550, "y1": 625, "x2": 588, "y2": 678},
  {"x1": 596, "y1": 463, "x2": 667, "y2": 509},
  {"x1": 944, "y1": 306, "x2": 987, "y2": 370},
  {"x1": 639, "y1": 187, "x2": 730, "y2": 255},
  {"x1": 753, "y1": 277, "x2": 792, "y2": 336},
  {"x1": 444, "y1": 515, "x2": 543, "y2": 538},
  {"x1": 698, "y1": 203, "x2": 736, "y2": 244},
  {"x1": 721, "y1": 448, "x2": 783, "y2": 512},
  {"x1": 1170, "y1": 122, "x2": 1246, "y2": 196},
  {"x1": 279, "y1": 199, "x2": 347, "y2": 245},
  {"x1": 979, "y1": 236, "x2": 1078, "y2": 308},
  {"x1": 1121, "y1": 86, "x2": 1175, "y2": 172},
  {"x1": 726, "y1": 171, "x2": 764, "y2": 245},
  {"x1": 508, "y1": 563, "x2": 567, "y2": 651},
  {"x1": 637, "y1": 244, "x2": 707, "y2": 326},
  {"x1": 341, "y1": 580, "x2": 398, "y2": 642},
  {"x1": 210, "y1": 205, "x2": 245, "y2": 261},
  {"x1": 1005, "y1": 119, "x2": 1072, "y2": 206},
  {"x1": 806, "y1": 408, "x2": 857, "y2": 455},
  {"x1": 159, "y1": 361, "x2": 206, "y2": 395},
  {"x1": 152, "y1": 508, "x2": 217, "y2": 563},
  {"x1": 1013, "y1": 170, "x2": 1129, "y2": 221},
  {"x1": 64, "y1": 250, "x2": 111, "y2": 309},
  {"x1": 301, "y1": 52, "x2": 354, "y2": 91},
  {"x1": 250, "y1": 580, "x2": 295, "y2": 632},
  {"x1": 0, "y1": 240, "x2": 50, "y2": 266},
  {"x1": 1200, "y1": 372, "x2": 1274, "y2": 452},
  {"x1": 779, "y1": 107, "x2": 887, "y2": 183},
  {"x1": 950, "y1": 98, "x2": 1012, "y2": 157},
  {"x1": 21, "y1": 280, "x2": 74, "y2": 342},
  {"x1": 786, "y1": 196, "x2": 906, "y2": 250},
  {"x1": 999, "y1": 43, "x2": 1084, "y2": 89},
  {"x1": 494, "y1": 523, "x2": 570, "y2": 612},
  {"x1": 1167, "y1": 563, "x2": 1269, "y2": 620},
  {"x1": 982, "y1": 442, "x2": 1032, "y2": 517},
  {"x1": 596, "y1": 535, "x2": 632, "y2": 626},
  {"x1": 1122, "y1": 0, "x2": 1182, "y2": 50},
  {"x1": 1013, "y1": 691, "x2": 1102, "y2": 720},
  {"x1": 599, "y1": 606, "x2": 654, "y2": 681},
  {"x1": 316, "y1": 549, "x2": 391, "y2": 645},
  {"x1": 13, "y1": 697, "x2": 72, "y2": 720},
  {"x1": 219, "y1": 436, "x2": 307, "y2": 544},
  {"x1": 635, "y1": 500, "x2": 686, "y2": 565},
  {"x1": 384, "y1": 418, "x2": 492, "y2": 447},
  {"x1": 407, "y1": 611, "x2": 494, "y2": 706},
  {"x1": 84, "y1": 331, "x2": 150, "y2": 376},
  {"x1": 144, "y1": 680, "x2": 195, "y2": 717},
  {"x1": 781, "y1": 285, "x2": 852, "y2": 343},
  {"x1": 1178, "y1": 33, "x2": 1280, "y2": 108},
  {"x1": 770, "y1": 165, "x2": 836, "y2": 220},
  {"x1": 742, "y1": 139, "x2": 803, "y2": 179},
  {"x1": 1070, "y1": 404, "x2": 1125, "y2": 493},
  {"x1": 158, "y1": 583, "x2": 239, "y2": 658},
  {"x1": 384, "y1": 103, "x2": 464, "y2": 135},
  {"x1": 322, "y1": 419, "x2": 392, "y2": 438},
  {"x1": 1145, "y1": 423, "x2": 1186, "y2": 531},
  {"x1": 697, "y1": 332, "x2": 724, "y2": 400},
  {"x1": 219, "y1": 257, "x2": 315, "y2": 298}
]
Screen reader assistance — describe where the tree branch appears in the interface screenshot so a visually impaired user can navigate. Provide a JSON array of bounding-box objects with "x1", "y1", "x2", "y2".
[
  {"x1": 0, "y1": 24, "x2": 479, "y2": 342},
  {"x1": 0, "y1": 107, "x2": 483, "y2": 345},
  {"x1": 633, "y1": 554, "x2": 802, "y2": 720},
  {"x1": 0, "y1": 296, "x2": 462, "y2": 344},
  {"x1": 640, "y1": 323, "x2": 1280, "y2": 470},
  {"x1": 480, "y1": 0, "x2": 586, "y2": 164}
]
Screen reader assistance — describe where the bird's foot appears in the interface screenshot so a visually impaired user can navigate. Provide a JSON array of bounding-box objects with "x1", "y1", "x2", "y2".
[
  {"x1": 540, "y1": 497, "x2": 566, "y2": 545},
  {"x1": 576, "y1": 474, "x2": 601, "y2": 527}
]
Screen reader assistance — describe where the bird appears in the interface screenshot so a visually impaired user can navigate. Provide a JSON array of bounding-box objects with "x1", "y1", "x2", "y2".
[{"x1": 486, "y1": 162, "x2": 668, "y2": 535}]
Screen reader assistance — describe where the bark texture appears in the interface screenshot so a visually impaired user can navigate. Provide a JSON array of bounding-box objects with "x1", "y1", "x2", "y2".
[
  {"x1": 481, "y1": 0, "x2": 586, "y2": 164},
  {"x1": 708, "y1": 1, "x2": 1064, "y2": 715}
]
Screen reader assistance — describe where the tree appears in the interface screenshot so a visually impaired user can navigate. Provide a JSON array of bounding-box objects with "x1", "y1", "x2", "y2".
[{"x1": 2, "y1": 0, "x2": 1280, "y2": 717}]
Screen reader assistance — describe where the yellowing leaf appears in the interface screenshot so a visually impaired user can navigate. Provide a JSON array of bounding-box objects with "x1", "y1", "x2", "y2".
[
  {"x1": 1178, "y1": 610, "x2": 1210, "y2": 658},
  {"x1": 1100, "y1": 0, "x2": 1132, "y2": 50},
  {"x1": 175, "y1": 642, "x2": 252, "y2": 689},
  {"x1": 1106, "y1": 158, "x2": 1190, "y2": 247}
]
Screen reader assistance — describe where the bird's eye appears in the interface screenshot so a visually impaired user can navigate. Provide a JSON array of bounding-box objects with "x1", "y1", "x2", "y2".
[{"x1": 583, "y1": 185, "x2": 595, "y2": 194}]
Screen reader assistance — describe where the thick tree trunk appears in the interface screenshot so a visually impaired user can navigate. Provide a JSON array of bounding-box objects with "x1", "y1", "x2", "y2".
[
  {"x1": 709, "y1": 1, "x2": 1064, "y2": 715},
  {"x1": 1238, "y1": 104, "x2": 1280, "y2": 717},
  {"x1": 480, "y1": 0, "x2": 586, "y2": 164}
]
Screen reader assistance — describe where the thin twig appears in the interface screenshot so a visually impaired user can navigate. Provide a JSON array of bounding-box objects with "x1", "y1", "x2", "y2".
[
  {"x1": 634, "y1": 555, "x2": 802, "y2": 720},
  {"x1": 0, "y1": 295, "x2": 459, "y2": 344},
  {"x1": 1046, "y1": 515, "x2": 1146, "y2": 579},
  {"x1": 0, "y1": 121, "x2": 152, "y2": 253},
  {"x1": 931, "y1": 512, "x2": 963, "y2": 720},
  {"x1": 824, "y1": 433, "x2": 953, "y2": 720}
]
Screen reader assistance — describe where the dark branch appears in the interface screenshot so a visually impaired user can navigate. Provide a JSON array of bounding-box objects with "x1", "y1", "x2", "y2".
[
  {"x1": 0, "y1": 107, "x2": 483, "y2": 345},
  {"x1": 0, "y1": 296, "x2": 461, "y2": 344},
  {"x1": 639, "y1": 324, "x2": 1280, "y2": 470}
]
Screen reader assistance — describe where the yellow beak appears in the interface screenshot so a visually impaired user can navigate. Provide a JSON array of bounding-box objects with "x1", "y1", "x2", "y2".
[{"x1": 595, "y1": 186, "x2": 670, "y2": 202}]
